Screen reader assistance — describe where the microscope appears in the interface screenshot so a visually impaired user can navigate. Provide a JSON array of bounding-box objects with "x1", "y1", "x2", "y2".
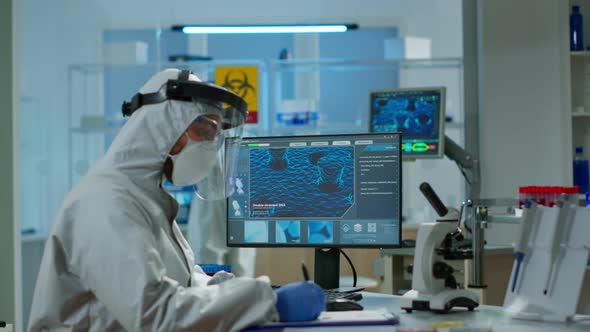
[{"x1": 400, "y1": 182, "x2": 479, "y2": 313}]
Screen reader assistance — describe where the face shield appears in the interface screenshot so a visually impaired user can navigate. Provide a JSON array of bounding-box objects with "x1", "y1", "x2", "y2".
[
  {"x1": 122, "y1": 70, "x2": 247, "y2": 200},
  {"x1": 183, "y1": 109, "x2": 244, "y2": 201}
]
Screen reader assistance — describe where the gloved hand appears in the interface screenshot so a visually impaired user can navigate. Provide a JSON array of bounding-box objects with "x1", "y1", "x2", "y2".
[
  {"x1": 207, "y1": 270, "x2": 234, "y2": 285},
  {"x1": 275, "y1": 281, "x2": 326, "y2": 322}
]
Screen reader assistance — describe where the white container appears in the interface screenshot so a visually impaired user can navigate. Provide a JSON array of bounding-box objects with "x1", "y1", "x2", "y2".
[
  {"x1": 102, "y1": 41, "x2": 148, "y2": 65},
  {"x1": 277, "y1": 99, "x2": 319, "y2": 127}
]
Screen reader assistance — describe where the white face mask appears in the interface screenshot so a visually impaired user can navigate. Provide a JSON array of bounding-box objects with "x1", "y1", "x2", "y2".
[{"x1": 169, "y1": 134, "x2": 219, "y2": 186}]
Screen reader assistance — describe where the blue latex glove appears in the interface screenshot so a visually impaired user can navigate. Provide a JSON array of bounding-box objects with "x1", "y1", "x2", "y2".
[{"x1": 275, "y1": 281, "x2": 326, "y2": 322}]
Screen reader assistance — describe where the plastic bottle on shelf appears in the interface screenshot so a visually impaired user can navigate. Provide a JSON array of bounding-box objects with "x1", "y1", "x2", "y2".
[
  {"x1": 571, "y1": 5, "x2": 584, "y2": 51},
  {"x1": 573, "y1": 147, "x2": 589, "y2": 193}
]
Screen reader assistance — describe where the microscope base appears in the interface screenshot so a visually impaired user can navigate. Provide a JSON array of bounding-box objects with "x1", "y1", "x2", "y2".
[{"x1": 400, "y1": 289, "x2": 479, "y2": 314}]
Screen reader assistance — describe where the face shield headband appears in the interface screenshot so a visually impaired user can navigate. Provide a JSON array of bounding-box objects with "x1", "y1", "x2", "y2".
[
  {"x1": 122, "y1": 70, "x2": 249, "y2": 200},
  {"x1": 121, "y1": 70, "x2": 248, "y2": 124}
]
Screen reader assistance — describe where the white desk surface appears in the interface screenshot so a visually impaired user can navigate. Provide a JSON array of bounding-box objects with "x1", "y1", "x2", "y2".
[
  {"x1": 354, "y1": 292, "x2": 590, "y2": 332},
  {"x1": 381, "y1": 245, "x2": 514, "y2": 256},
  {"x1": 255, "y1": 292, "x2": 590, "y2": 331}
]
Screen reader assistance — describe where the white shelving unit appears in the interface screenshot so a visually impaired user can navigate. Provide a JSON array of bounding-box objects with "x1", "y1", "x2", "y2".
[
  {"x1": 570, "y1": 50, "x2": 590, "y2": 186},
  {"x1": 568, "y1": 0, "x2": 590, "y2": 188}
]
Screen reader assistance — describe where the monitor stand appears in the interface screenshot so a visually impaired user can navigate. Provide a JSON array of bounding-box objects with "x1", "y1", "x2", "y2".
[
  {"x1": 313, "y1": 248, "x2": 365, "y2": 292},
  {"x1": 314, "y1": 248, "x2": 340, "y2": 289}
]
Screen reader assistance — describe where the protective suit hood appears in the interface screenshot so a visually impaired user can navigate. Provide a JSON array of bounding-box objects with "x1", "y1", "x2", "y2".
[{"x1": 93, "y1": 68, "x2": 204, "y2": 192}]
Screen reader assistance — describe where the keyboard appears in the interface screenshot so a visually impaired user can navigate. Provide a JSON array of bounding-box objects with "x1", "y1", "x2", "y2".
[{"x1": 324, "y1": 289, "x2": 363, "y2": 302}]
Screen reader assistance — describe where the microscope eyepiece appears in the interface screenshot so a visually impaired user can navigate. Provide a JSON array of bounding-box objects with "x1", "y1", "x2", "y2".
[{"x1": 419, "y1": 182, "x2": 449, "y2": 217}]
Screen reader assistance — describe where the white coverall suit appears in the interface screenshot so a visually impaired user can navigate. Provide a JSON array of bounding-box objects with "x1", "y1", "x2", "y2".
[
  {"x1": 188, "y1": 197, "x2": 256, "y2": 277},
  {"x1": 28, "y1": 69, "x2": 278, "y2": 331}
]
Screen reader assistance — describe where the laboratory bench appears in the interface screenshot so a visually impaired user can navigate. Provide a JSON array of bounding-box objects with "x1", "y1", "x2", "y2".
[{"x1": 356, "y1": 292, "x2": 590, "y2": 332}]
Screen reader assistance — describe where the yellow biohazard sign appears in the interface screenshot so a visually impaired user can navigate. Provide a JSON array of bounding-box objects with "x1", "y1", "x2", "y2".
[{"x1": 215, "y1": 66, "x2": 258, "y2": 123}]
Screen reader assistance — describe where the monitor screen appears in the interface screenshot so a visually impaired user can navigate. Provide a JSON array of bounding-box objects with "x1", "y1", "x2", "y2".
[
  {"x1": 369, "y1": 87, "x2": 446, "y2": 158},
  {"x1": 226, "y1": 133, "x2": 402, "y2": 249}
]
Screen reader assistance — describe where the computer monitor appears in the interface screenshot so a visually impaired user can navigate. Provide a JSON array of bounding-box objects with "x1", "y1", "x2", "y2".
[
  {"x1": 369, "y1": 87, "x2": 446, "y2": 158},
  {"x1": 226, "y1": 133, "x2": 402, "y2": 289}
]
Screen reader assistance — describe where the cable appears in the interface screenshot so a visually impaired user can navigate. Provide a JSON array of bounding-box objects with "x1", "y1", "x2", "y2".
[
  {"x1": 457, "y1": 201, "x2": 466, "y2": 230},
  {"x1": 464, "y1": 209, "x2": 473, "y2": 234},
  {"x1": 459, "y1": 201, "x2": 472, "y2": 234},
  {"x1": 456, "y1": 162, "x2": 472, "y2": 185},
  {"x1": 339, "y1": 249, "x2": 357, "y2": 287}
]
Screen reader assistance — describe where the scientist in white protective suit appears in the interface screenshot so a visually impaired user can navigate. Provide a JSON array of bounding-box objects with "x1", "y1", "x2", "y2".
[
  {"x1": 28, "y1": 69, "x2": 325, "y2": 331},
  {"x1": 189, "y1": 193, "x2": 257, "y2": 278},
  {"x1": 188, "y1": 159, "x2": 256, "y2": 277}
]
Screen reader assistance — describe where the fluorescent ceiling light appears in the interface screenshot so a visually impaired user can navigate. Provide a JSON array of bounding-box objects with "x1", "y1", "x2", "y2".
[{"x1": 172, "y1": 24, "x2": 358, "y2": 34}]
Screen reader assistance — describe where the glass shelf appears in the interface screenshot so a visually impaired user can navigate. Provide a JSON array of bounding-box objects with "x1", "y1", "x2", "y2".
[
  {"x1": 572, "y1": 112, "x2": 590, "y2": 117},
  {"x1": 571, "y1": 51, "x2": 590, "y2": 58},
  {"x1": 268, "y1": 57, "x2": 464, "y2": 137}
]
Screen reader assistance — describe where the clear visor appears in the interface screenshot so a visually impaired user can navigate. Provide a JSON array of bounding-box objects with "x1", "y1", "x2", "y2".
[
  {"x1": 190, "y1": 102, "x2": 245, "y2": 201},
  {"x1": 186, "y1": 114, "x2": 225, "y2": 149}
]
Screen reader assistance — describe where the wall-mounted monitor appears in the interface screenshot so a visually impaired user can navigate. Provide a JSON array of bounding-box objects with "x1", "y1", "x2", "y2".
[{"x1": 369, "y1": 87, "x2": 445, "y2": 159}]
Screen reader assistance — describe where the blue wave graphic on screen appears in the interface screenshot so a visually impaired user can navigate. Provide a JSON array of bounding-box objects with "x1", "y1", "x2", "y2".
[
  {"x1": 371, "y1": 97, "x2": 436, "y2": 136},
  {"x1": 276, "y1": 220, "x2": 301, "y2": 243},
  {"x1": 308, "y1": 220, "x2": 333, "y2": 243},
  {"x1": 244, "y1": 220, "x2": 269, "y2": 243},
  {"x1": 250, "y1": 146, "x2": 354, "y2": 218}
]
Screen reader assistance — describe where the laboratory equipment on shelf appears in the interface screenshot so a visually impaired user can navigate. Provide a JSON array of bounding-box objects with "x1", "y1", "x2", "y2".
[{"x1": 400, "y1": 182, "x2": 479, "y2": 313}]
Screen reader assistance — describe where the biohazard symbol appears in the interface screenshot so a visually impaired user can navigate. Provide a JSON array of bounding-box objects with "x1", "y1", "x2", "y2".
[{"x1": 221, "y1": 70, "x2": 256, "y2": 99}]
